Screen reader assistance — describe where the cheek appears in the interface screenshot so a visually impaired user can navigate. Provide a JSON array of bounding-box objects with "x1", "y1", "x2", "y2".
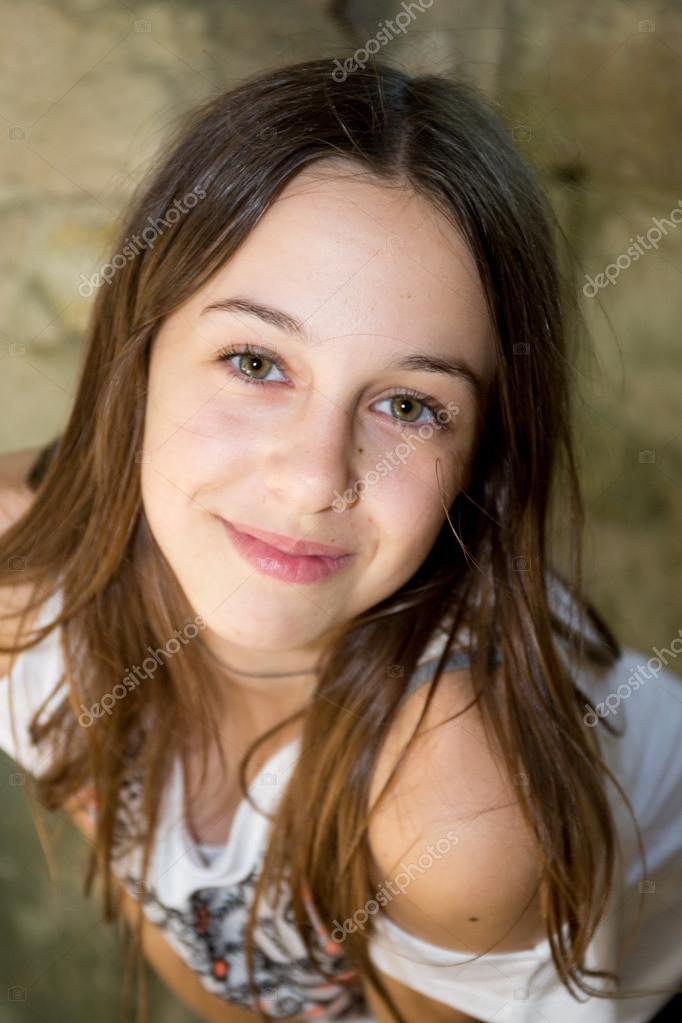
[
  {"x1": 140, "y1": 373, "x2": 268, "y2": 501},
  {"x1": 363, "y1": 439, "x2": 465, "y2": 514},
  {"x1": 137, "y1": 417, "x2": 229, "y2": 547},
  {"x1": 366, "y1": 453, "x2": 459, "y2": 563},
  {"x1": 139, "y1": 423, "x2": 256, "y2": 523},
  {"x1": 360, "y1": 494, "x2": 446, "y2": 603},
  {"x1": 142, "y1": 361, "x2": 258, "y2": 444}
]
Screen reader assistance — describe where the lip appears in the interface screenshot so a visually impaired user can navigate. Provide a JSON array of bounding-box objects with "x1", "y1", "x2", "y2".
[
  {"x1": 226, "y1": 519, "x2": 351, "y2": 558},
  {"x1": 220, "y1": 518, "x2": 355, "y2": 585}
]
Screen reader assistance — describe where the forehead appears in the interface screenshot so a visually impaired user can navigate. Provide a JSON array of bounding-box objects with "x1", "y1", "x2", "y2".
[{"x1": 190, "y1": 159, "x2": 496, "y2": 386}]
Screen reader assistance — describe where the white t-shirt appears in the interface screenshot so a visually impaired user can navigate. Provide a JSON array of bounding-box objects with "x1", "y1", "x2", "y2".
[{"x1": 1, "y1": 584, "x2": 681, "y2": 1022}]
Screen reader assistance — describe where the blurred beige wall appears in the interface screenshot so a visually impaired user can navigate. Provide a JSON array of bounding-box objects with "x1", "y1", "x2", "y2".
[{"x1": 1, "y1": 0, "x2": 680, "y2": 651}]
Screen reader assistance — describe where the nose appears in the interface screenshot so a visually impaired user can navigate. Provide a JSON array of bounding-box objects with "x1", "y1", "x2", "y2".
[{"x1": 260, "y1": 388, "x2": 359, "y2": 517}]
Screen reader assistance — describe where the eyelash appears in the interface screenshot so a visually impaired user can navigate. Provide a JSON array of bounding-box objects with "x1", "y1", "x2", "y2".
[{"x1": 215, "y1": 343, "x2": 452, "y2": 432}]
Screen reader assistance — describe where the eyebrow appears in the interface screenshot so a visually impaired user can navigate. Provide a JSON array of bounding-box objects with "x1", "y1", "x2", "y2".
[{"x1": 201, "y1": 296, "x2": 484, "y2": 405}]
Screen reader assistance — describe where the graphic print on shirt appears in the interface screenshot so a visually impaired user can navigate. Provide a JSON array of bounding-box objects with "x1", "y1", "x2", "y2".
[
  {"x1": 75, "y1": 729, "x2": 370, "y2": 1021},
  {"x1": 120, "y1": 863, "x2": 369, "y2": 1020}
]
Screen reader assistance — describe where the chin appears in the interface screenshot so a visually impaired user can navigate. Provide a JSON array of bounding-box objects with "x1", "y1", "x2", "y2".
[{"x1": 198, "y1": 594, "x2": 328, "y2": 653}]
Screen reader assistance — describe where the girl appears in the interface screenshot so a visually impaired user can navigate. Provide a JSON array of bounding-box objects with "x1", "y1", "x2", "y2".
[{"x1": 0, "y1": 57, "x2": 680, "y2": 1023}]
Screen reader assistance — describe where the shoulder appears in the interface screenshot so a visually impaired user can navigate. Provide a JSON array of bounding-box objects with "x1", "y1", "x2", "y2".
[
  {"x1": 366, "y1": 664, "x2": 547, "y2": 956},
  {"x1": 0, "y1": 449, "x2": 43, "y2": 677},
  {"x1": 0, "y1": 448, "x2": 37, "y2": 538}
]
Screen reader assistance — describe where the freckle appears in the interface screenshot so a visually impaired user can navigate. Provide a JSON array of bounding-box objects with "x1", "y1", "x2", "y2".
[
  {"x1": 357, "y1": 447, "x2": 363, "y2": 454},
  {"x1": 468, "y1": 917, "x2": 479, "y2": 922}
]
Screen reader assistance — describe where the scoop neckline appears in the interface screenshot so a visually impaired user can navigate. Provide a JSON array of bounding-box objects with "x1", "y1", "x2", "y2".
[
  {"x1": 372, "y1": 910, "x2": 557, "y2": 963},
  {"x1": 171, "y1": 732, "x2": 303, "y2": 879}
]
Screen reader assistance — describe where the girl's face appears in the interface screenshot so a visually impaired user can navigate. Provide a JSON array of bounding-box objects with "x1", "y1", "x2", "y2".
[{"x1": 140, "y1": 160, "x2": 495, "y2": 685}]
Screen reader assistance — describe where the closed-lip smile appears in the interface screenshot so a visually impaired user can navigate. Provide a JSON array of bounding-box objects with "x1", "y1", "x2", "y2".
[
  {"x1": 223, "y1": 519, "x2": 352, "y2": 558},
  {"x1": 219, "y1": 517, "x2": 355, "y2": 585}
]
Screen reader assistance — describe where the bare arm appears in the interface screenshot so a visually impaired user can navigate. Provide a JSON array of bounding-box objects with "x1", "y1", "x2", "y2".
[
  {"x1": 0, "y1": 450, "x2": 45, "y2": 677},
  {"x1": 0, "y1": 445, "x2": 43, "y2": 529},
  {"x1": 0, "y1": 445, "x2": 44, "y2": 482}
]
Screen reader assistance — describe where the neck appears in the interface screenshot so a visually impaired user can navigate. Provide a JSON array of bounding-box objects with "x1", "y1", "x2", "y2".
[{"x1": 195, "y1": 634, "x2": 317, "y2": 733}]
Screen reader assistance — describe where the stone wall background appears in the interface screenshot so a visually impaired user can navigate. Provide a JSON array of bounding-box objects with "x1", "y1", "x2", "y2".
[{"x1": 1, "y1": 1, "x2": 680, "y2": 1019}]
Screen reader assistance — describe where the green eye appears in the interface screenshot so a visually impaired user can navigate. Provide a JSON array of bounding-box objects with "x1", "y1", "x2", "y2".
[
  {"x1": 375, "y1": 392, "x2": 448, "y2": 430},
  {"x1": 217, "y1": 345, "x2": 285, "y2": 385},
  {"x1": 390, "y1": 395, "x2": 424, "y2": 423},
  {"x1": 237, "y1": 352, "x2": 272, "y2": 380}
]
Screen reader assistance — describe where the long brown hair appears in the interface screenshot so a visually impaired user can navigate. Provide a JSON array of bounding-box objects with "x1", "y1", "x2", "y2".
[{"x1": 0, "y1": 56, "x2": 660, "y2": 1022}]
